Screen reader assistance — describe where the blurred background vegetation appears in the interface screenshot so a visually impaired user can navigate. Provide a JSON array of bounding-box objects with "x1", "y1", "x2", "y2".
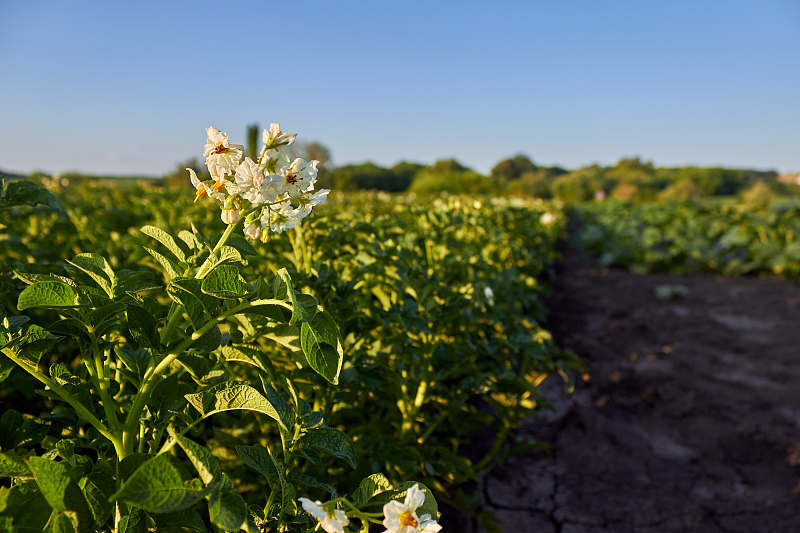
[{"x1": 6, "y1": 122, "x2": 794, "y2": 204}]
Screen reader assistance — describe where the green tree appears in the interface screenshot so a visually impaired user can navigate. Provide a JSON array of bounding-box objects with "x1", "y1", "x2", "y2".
[
  {"x1": 391, "y1": 161, "x2": 425, "y2": 189},
  {"x1": 331, "y1": 162, "x2": 405, "y2": 191},
  {"x1": 491, "y1": 154, "x2": 538, "y2": 180},
  {"x1": 409, "y1": 159, "x2": 493, "y2": 194}
]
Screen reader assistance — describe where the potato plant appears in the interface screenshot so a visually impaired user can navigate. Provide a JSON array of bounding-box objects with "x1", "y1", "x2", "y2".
[{"x1": 0, "y1": 125, "x2": 441, "y2": 533}]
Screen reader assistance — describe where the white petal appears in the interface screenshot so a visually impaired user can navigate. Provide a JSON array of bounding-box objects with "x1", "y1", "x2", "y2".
[
  {"x1": 186, "y1": 168, "x2": 201, "y2": 188},
  {"x1": 404, "y1": 484, "x2": 426, "y2": 512}
]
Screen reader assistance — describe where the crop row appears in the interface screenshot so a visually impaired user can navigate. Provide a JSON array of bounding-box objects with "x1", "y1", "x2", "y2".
[
  {"x1": 578, "y1": 199, "x2": 800, "y2": 276},
  {"x1": 0, "y1": 180, "x2": 576, "y2": 531}
]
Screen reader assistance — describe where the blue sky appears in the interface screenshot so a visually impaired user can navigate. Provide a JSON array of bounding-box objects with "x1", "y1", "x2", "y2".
[{"x1": 1, "y1": 1, "x2": 798, "y2": 176}]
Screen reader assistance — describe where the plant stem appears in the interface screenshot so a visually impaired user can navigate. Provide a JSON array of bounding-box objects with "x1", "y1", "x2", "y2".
[
  {"x1": 121, "y1": 299, "x2": 292, "y2": 454},
  {"x1": 195, "y1": 221, "x2": 239, "y2": 279},
  {"x1": 92, "y1": 341, "x2": 121, "y2": 431},
  {"x1": 2, "y1": 347, "x2": 124, "y2": 458}
]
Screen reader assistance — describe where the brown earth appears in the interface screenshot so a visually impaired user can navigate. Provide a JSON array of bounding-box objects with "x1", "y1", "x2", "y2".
[{"x1": 452, "y1": 243, "x2": 800, "y2": 532}]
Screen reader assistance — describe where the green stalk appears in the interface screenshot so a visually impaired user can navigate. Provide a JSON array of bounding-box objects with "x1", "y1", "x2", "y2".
[
  {"x1": 91, "y1": 341, "x2": 121, "y2": 431},
  {"x1": 2, "y1": 347, "x2": 124, "y2": 458},
  {"x1": 474, "y1": 421, "x2": 510, "y2": 472},
  {"x1": 122, "y1": 299, "x2": 292, "y2": 454},
  {"x1": 195, "y1": 221, "x2": 239, "y2": 279}
]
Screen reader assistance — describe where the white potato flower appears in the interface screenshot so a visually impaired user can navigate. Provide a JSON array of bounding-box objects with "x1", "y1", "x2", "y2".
[
  {"x1": 243, "y1": 223, "x2": 261, "y2": 240},
  {"x1": 261, "y1": 123, "x2": 296, "y2": 172},
  {"x1": 276, "y1": 158, "x2": 319, "y2": 197},
  {"x1": 298, "y1": 498, "x2": 349, "y2": 533},
  {"x1": 204, "y1": 127, "x2": 243, "y2": 178},
  {"x1": 291, "y1": 188, "x2": 330, "y2": 218},
  {"x1": 234, "y1": 157, "x2": 270, "y2": 204},
  {"x1": 262, "y1": 201, "x2": 305, "y2": 234},
  {"x1": 263, "y1": 122, "x2": 296, "y2": 150},
  {"x1": 484, "y1": 286, "x2": 495, "y2": 306},
  {"x1": 382, "y1": 484, "x2": 441, "y2": 533},
  {"x1": 540, "y1": 212, "x2": 556, "y2": 226}
]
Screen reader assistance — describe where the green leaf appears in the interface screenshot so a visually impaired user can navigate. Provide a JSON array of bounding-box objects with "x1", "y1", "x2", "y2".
[
  {"x1": 168, "y1": 278, "x2": 219, "y2": 329},
  {"x1": 0, "y1": 357, "x2": 14, "y2": 383},
  {"x1": 116, "y1": 271, "x2": 161, "y2": 295},
  {"x1": 45, "y1": 510, "x2": 79, "y2": 533},
  {"x1": 127, "y1": 305, "x2": 159, "y2": 348},
  {"x1": 190, "y1": 325, "x2": 221, "y2": 353},
  {"x1": 155, "y1": 509, "x2": 207, "y2": 532},
  {"x1": 352, "y1": 473, "x2": 393, "y2": 505},
  {"x1": 18, "y1": 281, "x2": 78, "y2": 310},
  {"x1": 221, "y1": 344, "x2": 268, "y2": 372},
  {"x1": 234, "y1": 446, "x2": 279, "y2": 486},
  {"x1": 264, "y1": 324, "x2": 300, "y2": 352},
  {"x1": 0, "y1": 451, "x2": 30, "y2": 477},
  {"x1": 170, "y1": 430, "x2": 221, "y2": 486},
  {"x1": 208, "y1": 489, "x2": 248, "y2": 532},
  {"x1": 13, "y1": 272, "x2": 76, "y2": 288},
  {"x1": 143, "y1": 247, "x2": 180, "y2": 281},
  {"x1": 185, "y1": 383, "x2": 284, "y2": 430},
  {"x1": 287, "y1": 472, "x2": 336, "y2": 497},
  {"x1": 2, "y1": 179, "x2": 59, "y2": 209},
  {"x1": 201, "y1": 265, "x2": 248, "y2": 299},
  {"x1": 217, "y1": 245, "x2": 246, "y2": 265},
  {"x1": 233, "y1": 446, "x2": 292, "y2": 515},
  {"x1": 226, "y1": 236, "x2": 256, "y2": 256},
  {"x1": 298, "y1": 427, "x2": 357, "y2": 469},
  {"x1": 0, "y1": 410, "x2": 47, "y2": 449},
  {"x1": 81, "y1": 461, "x2": 114, "y2": 527},
  {"x1": 27, "y1": 457, "x2": 92, "y2": 527},
  {"x1": 12, "y1": 324, "x2": 62, "y2": 372},
  {"x1": 140, "y1": 226, "x2": 188, "y2": 263},
  {"x1": 299, "y1": 311, "x2": 343, "y2": 385},
  {"x1": 26, "y1": 457, "x2": 73, "y2": 512},
  {"x1": 112, "y1": 454, "x2": 209, "y2": 513},
  {"x1": 258, "y1": 376, "x2": 294, "y2": 431},
  {"x1": 67, "y1": 253, "x2": 115, "y2": 298},
  {"x1": 117, "y1": 508, "x2": 156, "y2": 533}
]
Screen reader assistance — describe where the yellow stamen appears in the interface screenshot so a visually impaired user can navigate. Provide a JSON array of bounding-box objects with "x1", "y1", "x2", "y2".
[
  {"x1": 212, "y1": 179, "x2": 225, "y2": 192},
  {"x1": 195, "y1": 187, "x2": 207, "y2": 198},
  {"x1": 213, "y1": 143, "x2": 228, "y2": 155},
  {"x1": 399, "y1": 511, "x2": 418, "y2": 527}
]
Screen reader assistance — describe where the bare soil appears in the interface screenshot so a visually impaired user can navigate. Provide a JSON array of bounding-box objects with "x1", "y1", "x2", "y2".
[{"x1": 454, "y1": 242, "x2": 800, "y2": 532}]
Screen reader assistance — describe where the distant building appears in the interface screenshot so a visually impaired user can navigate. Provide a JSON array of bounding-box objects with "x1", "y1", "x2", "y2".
[{"x1": 778, "y1": 172, "x2": 800, "y2": 186}]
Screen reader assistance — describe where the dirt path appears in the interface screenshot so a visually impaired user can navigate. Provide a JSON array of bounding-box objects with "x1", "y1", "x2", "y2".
[{"x1": 467, "y1": 243, "x2": 800, "y2": 532}]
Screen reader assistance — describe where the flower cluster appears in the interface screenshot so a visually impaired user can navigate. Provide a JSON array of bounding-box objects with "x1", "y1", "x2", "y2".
[
  {"x1": 188, "y1": 124, "x2": 329, "y2": 239},
  {"x1": 298, "y1": 484, "x2": 441, "y2": 533}
]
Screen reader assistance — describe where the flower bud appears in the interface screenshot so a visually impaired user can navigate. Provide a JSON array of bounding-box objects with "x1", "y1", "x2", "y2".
[{"x1": 221, "y1": 209, "x2": 240, "y2": 225}]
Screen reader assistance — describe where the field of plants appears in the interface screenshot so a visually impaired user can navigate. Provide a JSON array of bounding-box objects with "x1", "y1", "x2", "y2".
[
  {"x1": 578, "y1": 198, "x2": 800, "y2": 276},
  {"x1": 0, "y1": 160, "x2": 576, "y2": 532}
]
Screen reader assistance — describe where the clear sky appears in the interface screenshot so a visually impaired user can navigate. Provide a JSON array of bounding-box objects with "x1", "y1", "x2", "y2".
[{"x1": 1, "y1": 0, "x2": 798, "y2": 176}]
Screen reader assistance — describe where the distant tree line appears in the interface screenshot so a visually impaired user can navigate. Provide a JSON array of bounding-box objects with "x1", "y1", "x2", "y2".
[
  {"x1": 21, "y1": 121, "x2": 785, "y2": 203},
  {"x1": 161, "y1": 148, "x2": 784, "y2": 202}
]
